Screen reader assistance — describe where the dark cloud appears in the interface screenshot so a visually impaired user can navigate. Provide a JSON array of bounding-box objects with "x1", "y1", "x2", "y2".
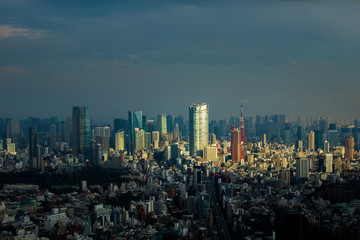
[{"x1": 0, "y1": 1, "x2": 359, "y2": 121}]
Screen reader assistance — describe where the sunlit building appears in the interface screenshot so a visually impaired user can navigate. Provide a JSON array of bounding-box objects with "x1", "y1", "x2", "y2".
[{"x1": 189, "y1": 103, "x2": 209, "y2": 156}]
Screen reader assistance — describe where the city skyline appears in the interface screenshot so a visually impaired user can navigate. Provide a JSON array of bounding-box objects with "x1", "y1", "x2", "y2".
[
  {"x1": 0, "y1": 104, "x2": 357, "y2": 125},
  {"x1": 1, "y1": 1, "x2": 360, "y2": 121}
]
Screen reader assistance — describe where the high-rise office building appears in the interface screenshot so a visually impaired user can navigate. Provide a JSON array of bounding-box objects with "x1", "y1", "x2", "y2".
[
  {"x1": 146, "y1": 120, "x2": 155, "y2": 133},
  {"x1": 171, "y1": 143, "x2": 180, "y2": 161},
  {"x1": 274, "y1": 114, "x2": 285, "y2": 140},
  {"x1": 210, "y1": 133, "x2": 216, "y2": 145},
  {"x1": 152, "y1": 131, "x2": 160, "y2": 148},
  {"x1": 325, "y1": 154, "x2": 333, "y2": 173},
  {"x1": 297, "y1": 126, "x2": 303, "y2": 143},
  {"x1": 314, "y1": 130, "x2": 324, "y2": 152},
  {"x1": 72, "y1": 106, "x2": 91, "y2": 160},
  {"x1": 173, "y1": 123, "x2": 180, "y2": 141},
  {"x1": 134, "y1": 128, "x2": 145, "y2": 151},
  {"x1": 36, "y1": 144, "x2": 42, "y2": 169},
  {"x1": 29, "y1": 126, "x2": 38, "y2": 166},
  {"x1": 204, "y1": 145, "x2": 217, "y2": 162},
  {"x1": 296, "y1": 157, "x2": 310, "y2": 181},
  {"x1": 324, "y1": 141, "x2": 330, "y2": 153},
  {"x1": 60, "y1": 118, "x2": 71, "y2": 145},
  {"x1": 50, "y1": 124, "x2": 56, "y2": 150},
  {"x1": 319, "y1": 118, "x2": 329, "y2": 133},
  {"x1": 263, "y1": 133, "x2": 267, "y2": 146},
  {"x1": 174, "y1": 115, "x2": 184, "y2": 139},
  {"x1": 7, "y1": 119, "x2": 20, "y2": 147},
  {"x1": 284, "y1": 130, "x2": 291, "y2": 146},
  {"x1": 113, "y1": 118, "x2": 128, "y2": 133},
  {"x1": 345, "y1": 136, "x2": 354, "y2": 160},
  {"x1": 95, "y1": 143, "x2": 103, "y2": 165},
  {"x1": 142, "y1": 115, "x2": 147, "y2": 131},
  {"x1": 328, "y1": 129, "x2": 339, "y2": 147},
  {"x1": 95, "y1": 136, "x2": 109, "y2": 161},
  {"x1": 297, "y1": 140, "x2": 303, "y2": 152},
  {"x1": 231, "y1": 127, "x2": 241, "y2": 163},
  {"x1": 145, "y1": 132, "x2": 151, "y2": 150},
  {"x1": 189, "y1": 103, "x2": 209, "y2": 156},
  {"x1": 166, "y1": 115, "x2": 173, "y2": 133},
  {"x1": 128, "y1": 110, "x2": 142, "y2": 153},
  {"x1": 95, "y1": 126, "x2": 110, "y2": 138},
  {"x1": 157, "y1": 114, "x2": 167, "y2": 135},
  {"x1": 308, "y1": 131, "x2": 315, "y2": 152},
  {"x1": 329, "y1": 123, "x2": 336, "y2": 130},
  {"x1": 115, "y1": 130, "x2": 125, "y2": 151}
]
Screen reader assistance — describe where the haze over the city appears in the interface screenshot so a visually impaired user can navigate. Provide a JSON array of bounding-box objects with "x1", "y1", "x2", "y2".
[{"x1": 1, "y1": 1, "x2": 360, "y2": 121}]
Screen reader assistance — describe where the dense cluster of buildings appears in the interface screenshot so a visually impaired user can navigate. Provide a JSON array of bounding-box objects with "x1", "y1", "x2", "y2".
[{"x1": 0, "y1": 103, "x2": 359, "y2": 239}]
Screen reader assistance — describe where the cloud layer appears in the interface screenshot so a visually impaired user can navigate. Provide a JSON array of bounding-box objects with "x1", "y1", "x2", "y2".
[
  {"x1": 0, "y1": 25, "x2": 45, "y2": 40},
  {"x1": 0, "y1": 1, "x2": 359, "y2": 121}
]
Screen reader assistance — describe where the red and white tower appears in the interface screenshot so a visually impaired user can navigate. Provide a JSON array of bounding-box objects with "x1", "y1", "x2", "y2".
[{"x1": 240, "y1": 104, "x2": 247, "y2": 143}]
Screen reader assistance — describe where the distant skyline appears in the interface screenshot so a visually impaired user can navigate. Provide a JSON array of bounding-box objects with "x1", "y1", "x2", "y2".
[{"x1": 1, "y1": 1, "x2": 360, "y2": 121}]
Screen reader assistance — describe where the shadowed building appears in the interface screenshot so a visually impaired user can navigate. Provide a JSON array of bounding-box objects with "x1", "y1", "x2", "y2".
[
  {"x1": 308, "y1": 131, "x2": 315, "y2": 152},
  {"x1": 29, "y1": 126, "x2": 39, "y2": 168},
  {"x1": 128, "y1": 110, "x2": 142, "y2": 154},
  {"x1": 72, "y1": 106, "x2": 91, "y2": 160}
]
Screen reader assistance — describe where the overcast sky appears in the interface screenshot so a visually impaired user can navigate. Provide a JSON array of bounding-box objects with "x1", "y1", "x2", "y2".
[{"x1": 1, "y1": 0, "x2": 360, "y2": 122}]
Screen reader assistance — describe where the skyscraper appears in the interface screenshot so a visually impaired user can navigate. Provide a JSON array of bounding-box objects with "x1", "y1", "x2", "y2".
[
  {"x1": 296, "y1": 157, "x2": 310, "y2": 181},
  {"x1": 166, "y1": 115, "x2": 173, "y2": 133},
  {"x1": 231, "y1": 127, "x2": 241, "y2": 163},
  {"x1": 174, "y1": 115, "x2": 184, "y2": 139},
  {"x1": 113, "y1": 118, "x2": 128, "y2": 133},
  {"x1": 308, "y1": 131, "x2": 315, "y2": 152},
  {"x1": 210, "y1": 133, "x2": 216, "y2": 145},
  {"x1": 115, "y1": 130, "x2": 125, "y2": 151},
  {"x1": 325, "y1": 154, "x2": 333, "y2": 173},
  {"x1": 146, "y1": 120, "x2": 155, "y2": 133},
  {"x1": 50, "y1": 124, "x2": 56, "y2": 150},
  {"x1": 324, "y1": 140, "x2": 330, "y2": 153},
  {"x1": 328, "y1": 129, "x2": 339, "y2": 147},
  {"x1": 29, "y1": 126, "x2": 38, "y2": 167},
  {"x1": 152, "y1": 131, "x2": 160, "y2": 148},
  {"x1": 274, "y1": 114, "x2": 285, "y2": 140},
  {"x1": 345, "y1": 136, "x2": 354, "y2": 160},
  {"x1": 189, "y1": 103, "x2": 209, "y2": 156},
  {"x1": 134, "y1": 128, "x2": 145, "y2": 151},
  {"x1": 72, "y1": 106, "x2": 91, "y2": 160},
  {"x1": 157, "y1": 114, "x2": 167, "y2": 135},
  {"x1": 314, "y1": 130, "x2": 324, "y2": 152},
  {"x1": 145, "y1": 132, "x2": 151, "y2": 150},
  {"x1": 128, "y1": 110, "x2": 142, "y2": 153},
  {"x1": 60, "y1": 118, "x2": 71, "y2": 145},
  {"x1": 173, "y1": 123, "x2": 180, "y2": 141},
  {"x1": 7, "y1": 119, "x2": 20, "y2": 147}
]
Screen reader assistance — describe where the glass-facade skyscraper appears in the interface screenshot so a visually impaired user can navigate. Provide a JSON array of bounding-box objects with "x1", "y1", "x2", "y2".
[
  {"x1": 72, "y1": 106, "x2": 91, "y2": 160},
  {"x1": 157, "y1": 114, "x2": 167, "y2": 135},
  {"x1": 189, "y1": 103, "x2": 209, "y2": 156},
  {"x1": 128, "y1": 110, "x2": 142, "y2": 153},
  {"x1": 29, "y1": 126, "x2": 38, "y2": 167}
]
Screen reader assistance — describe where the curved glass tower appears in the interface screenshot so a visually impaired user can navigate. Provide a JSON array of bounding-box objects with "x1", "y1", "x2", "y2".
[{"x1": 189, "y1": 103, "x2": 209, "y2": 156}]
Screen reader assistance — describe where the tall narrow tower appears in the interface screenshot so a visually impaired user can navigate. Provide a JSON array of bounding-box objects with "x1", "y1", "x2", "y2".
[
  {"x1": 231, "y1": 127, "x2": 241, "y2": 163},
  {"x1": 72, "y1": 106, "x2": 91, "y2": 160},
  {"x1": 240, "y1": 104, "x2": 247, "y2": 143},
  {"x1": 189, "y1": 103, "x2": 209, "y2": 156},
  {"x1": 345, "y1": 136, "x2": 354, "y2": 160}
]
